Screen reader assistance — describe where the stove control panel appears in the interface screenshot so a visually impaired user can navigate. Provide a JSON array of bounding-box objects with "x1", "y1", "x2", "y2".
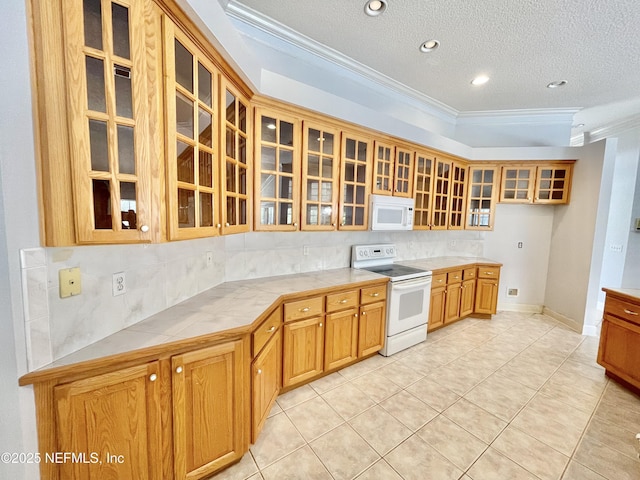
[{"x1": 352, "y1": 244, "x2": 396, "y2": 262}]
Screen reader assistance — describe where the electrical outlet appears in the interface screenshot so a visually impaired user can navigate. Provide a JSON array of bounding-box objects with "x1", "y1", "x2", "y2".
[
  {"x1": 507, "y1": 288, "x2": 519, "y2": 297},
  {"x1": 112, "y1": 272, "x2": 126, "y2": 296},
  {"x1": 448, "y1": 240, "x2": 456, "y2": 248},
  {"x1": 206, "y1": 251, "x2": 213, "y2": 266},
  {"x1": 517, "y1": 241, "x2": 523, "y2": 249}
]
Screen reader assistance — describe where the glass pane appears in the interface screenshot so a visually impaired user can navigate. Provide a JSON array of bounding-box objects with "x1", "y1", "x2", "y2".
[
  {"x1": 117, "y1": 124, "x2": 135, "y2": 174},
  {"x1": 343, "y1": 206, "x2": 353, "y2": 225},
  {"x1": 307, "y1": 180, "x2": 319, "y2": 201},
  {"x1": 520, "y1": 170, "x2": 530, "y2": 179},
  {"x1": 239, "y1": 136, "x2": 247, "y2": 164},
  {"x1": 239, "y1": 165, "x2": 246, "y2": 194},
  {"x1": 260, "y1": 201, "x2": 275, "y2": 224},
  {"x1": 93, "y1": 179, "x2": 112, "y2": 229},
  {"x1": 239, "y1": 102, "x2": 246, "y2": 132},
  {"x1": 178, "y1": 189, "x2": 195, "y2": 227},
  {"x1": 320, "y1": 204, "x2": 332, "y2": 225},
  {"x1": 226, "y1": 127, "x2": 235, "y2": 158},
  {"x1": 470, "y1": 199, "x2": 480, "y2": 210},
  {"x1": 555, "y1": 170, "x2": 566, "y2": 179},
  {"x1": 306, "y1": 205, "x2": 318, "y2": 225},
  {"x1": 471, "y1": 185, "x2": 481, "y2": 197},
  {"x1": 200, "y1": 193, "x2": 213, "y2": 227},
  {"x1": 261, "y1": 146, "x2": 276, "y2": 171},
  {"x1": 89, "y1": 119, "x2": 109, "y2": 171},
  {"x1": 540, "y1": 180, "x2": 551, "y2": 190},
  {"x1": 280, "y1": 121, "x2": 293, "y2": 146},
  {"x1": 345, "y1": 162, "x2": 355, "y2": 182},
  {"x1": 198, "y1": 62, "x2": 212, "y2": 107},
  {"x1": 227, "y1": 197, "x2": 236, "y2": 224},
  {"x1": 239, "y1": 198, "x2": 246, "y2": 224},
  {"x1": 505, "y1": 180, "x2": 516, "y2": 189},
  {"x1": 321, "y1": 181, "x2": 332, "y2": 202},
  {"x1": 174, "y1": 40, "x2": 193, "y2": 92},
  {"x1": 280, "y1": 177, "x2": 293, "y2": 199},
  {"x1": 505, "y1": 169, "x2": 517, "y2": 179},
  {"x1": 114, "y1": 66, "x2": 133, "y2": 118},
  {"x1": 516, "y1": 191, "x2": 528, "y2": 200},
  {"x1": 225, "y1": 90, "x2": 235, "y2": 124},
  {"x1": 344, "y1": 184, "x2": 354, "y2": 203},
  {"x1": 261, "y1": 174, "x2": 275, "y2": 198},
  {"x1": 111, "y1": 3, "x2": 130, "y2": 59},
  {"x1": 552, "y1": 191, "x2": 564, "y2": 200},
  {"x1": 308, "y1": 154, "x2": 320, "y2": 177},
  {"x1": 553, "y1": 180, "x2": 565, "y2": 189},
  {"x1": 356, "y1": 185, "x2": 365, "y2": 204},
  {"x1": 226, "y1": 161, "x2": 236, "y2": 192},
  {"x1": 120, "y1": 182, "x2": 136, "y2": 229},
  {"x1": 482, "y1": 199, "x2": 491, "y2": 209},
  {"x1": 176, "y1": 91, "x2": 194, "y2": 138},
  {"x1": 199, "y1": 151, "x2": 212, "y2": 187},
  {"x1": 323, "y1": 133, "x2": 334, "y2": 154},
  {"x1": 86, "y1": 56, "x2": 106, "y2": 112},
  {"x1": 356, "y1": 164, "x2": 367, "y2": 183},
  {"x1": 539, "y1": 191, "x2": 550, "y2": 200},
  {"x1": 540, "y1": 169, "x2": 552, "y2": 179},
  {"x1": 198, "y1": 107, "x2": 212, "y2": 147},
  {"x1": 517, "y1": 180, "x2": 529, "y2": 189},
  {"x1": 280, "y1": 150, "x2": 293, "y2": 173},
  {"x1": 482, "y1": 185, "x2": 492, "y2": 197},
  {"x1": 472, "y1": 170, "x2": 482, "y2": 182},
  {"x1": 355, "y1": 207, "x2": 364, "y2": 225},
  {"x1": 278, "y1": 202, "x2": 292, "y2": 225},
  {"x1": 357, "y1": 142, "x2": 367, "y2": 161},
  {"x1": 83, "y1": 0, "x2": 102, "y2": 50},
  {"x1": 176, "y1": 141, "x2": 194, "y2": 183},
  {"x1": 308, "y1": 129, "x2": 320, "y2": 152},
  {"x1": 485, "y1": 170, "x2": 494, "y2": 182},
  {"x1": 322, "y1": 158, "x2": 333, "y2": 178},
  {"x1": 345, "y1": 139, "x2": 355, "y2": 159},
  {"x1": 261, "y1": 117, "x2": 277, "y2": 143}
]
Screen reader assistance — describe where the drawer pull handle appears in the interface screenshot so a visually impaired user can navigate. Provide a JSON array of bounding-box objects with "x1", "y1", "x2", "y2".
[
  {"x1": 370, "y1": 292, "x2": 380, "y2": 297},
  {"x1": 340, "y1": 299, "x2": 348, "y2": 304},
  {"x1": 266, "y1": 326, "x2": 276, "y2": 333},
  {"x1": 149, "y1": 374, "x2": 157, "y2": 382},
  {"x1": 175, "y1": 366, "x2": 183, "y2": 374},
  {"x1": 624, "y1": 309, "x2": 639, "y2": 316},
  {"x1": 484, "y1": 272, "x2": 494, "y2": 275},
  {"x1": 301, "y1": 307, "x2": 311, "y2": 312},
  {"x1": 454, "y1": 276, "x2": 459, "y2": 279}
]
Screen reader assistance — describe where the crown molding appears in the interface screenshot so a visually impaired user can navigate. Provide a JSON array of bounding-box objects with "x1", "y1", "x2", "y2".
[
  {"x1": 456, "y1": 108, "x2": 579, "y2": 125},
  {"x1": 585, "y1": 113, "x2": 640, "y2": 143}
]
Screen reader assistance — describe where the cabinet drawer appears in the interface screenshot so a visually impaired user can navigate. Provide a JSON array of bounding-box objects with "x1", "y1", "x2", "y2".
[
  {"x1": 463, "y1": 267, "x2": 476, "y2": 280},
  {"x1": 360, "y1": 284, "x2": 387, "y2": 304},
  {"x1": 605, "y1": 297, "x2": 640, "y2": 326},
  {"x1": 432, "y1": 273, "x2": 447, "y2": 288},
  {"x1": 326, "y1": 290, "x2": 358, "y2": 313},
  {"x1": 284, "y1": 296, "x2": 323, "y2": 322},
  {"x1": 447, "y1": 270, "x2": 463, "y2": 284},
  {"x1": 253, "y1": 308, "x2": 282, "y2": 357},
  {"x1": 477, "y1": 266, "x2": 500, "y2": 279}
]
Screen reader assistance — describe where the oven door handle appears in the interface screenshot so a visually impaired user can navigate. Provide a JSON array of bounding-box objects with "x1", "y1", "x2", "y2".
[{"x1": 391, "y1": 277, "x2": 432, "y2": 290}]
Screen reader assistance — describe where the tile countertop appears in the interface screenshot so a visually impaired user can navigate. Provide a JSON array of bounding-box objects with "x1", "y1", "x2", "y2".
[
  {"x1": 602, "y1": 287, "x2": 640, "y2": 302},
  {"x1": 397, "y1": 256, "x2": 502, "y2": 272}
]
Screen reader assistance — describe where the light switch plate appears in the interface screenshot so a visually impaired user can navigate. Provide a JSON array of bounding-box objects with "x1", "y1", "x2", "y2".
[{"x1": 59, "y1": 268, "x2": 82, "y2": 298}]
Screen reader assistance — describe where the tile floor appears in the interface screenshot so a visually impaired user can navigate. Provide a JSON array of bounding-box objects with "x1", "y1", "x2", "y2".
[{"x1": 210, "y1": 311, "x2": 640, "y2": 480}]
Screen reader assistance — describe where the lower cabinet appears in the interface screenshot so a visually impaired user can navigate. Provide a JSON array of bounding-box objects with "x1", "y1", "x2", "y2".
[
  {"x1": 475, "y1": 266, "x2": 500, "y2": 314},
  {"x1": 358, "y1": 301, "x2": 386, "y2": 357},
  {"x1": 444, "y1": 270, "x2": 463, "y2": 324},
  {"x1": 324, "y1": 307, "x2": 359, "y2": 371},
  {"x1": 251, "y1": 328, "x2": 281, "y2": 443},
  {"x1": 283, "y1": 315, "x2": 325, "y2": 388},
  {"x1": 429, "y1": 273, "x2": 447, "y2": 330}
]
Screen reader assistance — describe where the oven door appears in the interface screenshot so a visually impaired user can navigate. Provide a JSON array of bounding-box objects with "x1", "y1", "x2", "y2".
[{"x1": 387, "y1": 276, "x2": 432, "y2": 336}]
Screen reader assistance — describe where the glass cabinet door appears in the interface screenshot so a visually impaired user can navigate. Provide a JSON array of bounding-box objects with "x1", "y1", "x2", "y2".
[
  {"x1": 339, "y1": 133, "x2": 371, "y2": 230},
  {"x1": 466, "y1": 166, "x2": 498, "y2": 230},
  {"x1": 448, "y1": 161, "x2": 467, "y2": 229},
  {"x1": 413, "y1": 152, "x2": 435, "y2": 229},
  {"x1": 222, "y1": 82, "x2": 251, "y2": 234},
  {"x1": 254, "y1": 108, "x2": 300, "y2": 231},
  {"x1": 301, "y1": 123, "x2": 339, "y2": 230},
  {"x1": 534, "y1": 165, "x2": 572, "y2": 204},
  {"x1": 431, "y1": 159, "x2": 450, "y2": 230},
  {"x1": 372, "y1": 141, "x2": 394, "y2": 195},
  {"x1": 64, "y1": 0, "x2": 154, "y2": 243},
  {"x1": 165, "y1": 24, "x2": 219, "y2": 239},
  {"x1": 394, "y1": 147, "x2": 414, "y2": 197},
  {"x1": 500, "y1": 166, "x2": 536, "y2": 203}
]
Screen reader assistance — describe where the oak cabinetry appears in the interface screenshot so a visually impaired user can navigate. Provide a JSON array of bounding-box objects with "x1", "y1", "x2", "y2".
[
  {"x1": 413, "y1": 152, "x2": 436, "y2": 229},
  {"x1": 475, "y1": 266, "x2": 501, "y2": 314},
  {"x1": 444, "y1": 270, "x2": 463, "y2": 324},
  {"x1": 428, "y1": 273, "x2": 447, "y2": 330},
  {"x1": 358, "y1": 300, "x2": 386, "y2": 356},
  {"x1": 171, "y1": 340, "x2": 247, "y2": 479},
  {"x1": 282, "y1": 307, "x2": 325, "y2": 388},
  {"x1": 499, "y1": 162, "x2": 573, "y2": 204},
  {"x1": 598, "y1": 290, "x2": 640, "y2": 391},
  {"x1": 339, "y1": 132, "x2": 372, "y2": 229},
  {"x1": 533, "y1": 164, "x2": 573, "y2": 204},
  {"x1": 251, "y1": 321, "x2": 281, "y2": 443},
  {"x1": 460, "y1": 267, "x2": 477, "y2": 317},
  {"x1": 372, "y1": 141, "x2": 394, "y2": 195},
  {"x1": 431, "y1": 156, "x2": 467, "y2": 230},
  {"x1": 324, "y1": 307, "x2": 359, "y2": 371},
  {"x1": 394, "y1": 147, "x2": 415, "y2": 198},
  {"x1": 53, "y1": 362, "x2": 163, "y2": 480},
  {"x1": 466, "y1": 166, "x2": 498, "y2": 230},
  {"x1": 448, "y1": 162, "x2": 467, "y2": 229}
]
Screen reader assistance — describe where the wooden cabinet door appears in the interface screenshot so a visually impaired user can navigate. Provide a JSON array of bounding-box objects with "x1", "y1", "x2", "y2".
[
  {"x1": 448, "y1": 161, "x2": 467, "y2": 229},
  {"x1": 460, "y1": 278, "x2": 476, "y2": 317},
  {"x1": 339, "y1": 133, "x2": 371, "y2": 229},
  {"x1": 282, "y1": 316, "x2": 324, "y2": 387},
  {"x1": 358, "y1": 301, "x2": 386, "y2": 357},
  {"x1": 444, "y1": 282, "x2": 462, "y2": 323},
  {"x1": 301, "y1": 122, "x2": 339, "y2": 230},
  {"x1": 54, "y1": 362, "x2": 162, "y2": 480},
  {"x1": 413, "y1": 152, "x2": 435, "y2": 229},
  {"x1": 500, "y1": 166, "x2": 536, "y2": 203},
  {"x1": 172, "y1": 340, "x2": 246, "y2": 480},
  {"x1": 252, "y1": 329, "x2": 281, "y2": 443},
  {"x1": 534, "y1": 164, "x2": 573, "y2": 204},
  {"x1": 372, "y1": 141, "x2": 394, "y2": 195},
  {"x1": 394, "y1": 147, "x2": 414, "y2": 197},
  {"x1": 598, "y1": 316, "x2": 640, "y2": 389},
  {"x1": 431, "y1": 158, "x2": 451, "y2": 229},
  {"x1": 254, "y1": 108, "x2": 301, "y2": 231},
  {"x1": 466, "y1": 166, "x2": 498, "y2": 230},
  {"x1": 324, "y1": 308, "x2": 359, "y2": 370},
  {"x1": 475, "y1": 278, "x2": 499, "y2": 314},
  {"x1": 428, "y1": 284, "x2": 446, "y2": 331}
]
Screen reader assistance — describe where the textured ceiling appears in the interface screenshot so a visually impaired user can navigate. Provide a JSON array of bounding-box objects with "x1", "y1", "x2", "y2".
[{"x1": 226, "y1": 0, "x2": 640, "y2": 122}]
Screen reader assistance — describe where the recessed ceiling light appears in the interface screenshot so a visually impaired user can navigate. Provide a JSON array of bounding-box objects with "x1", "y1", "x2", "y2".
[
  {"x1": 364, "y1": 0, "x2": 387, "y2": 16},
  {"x1": 419, "y1": 40, "x2": 440, "y2": 52},
  {"x1": 471, "y1": 76, "x2": 490, "y2": 86},
  {"x1": 547, "y1": 80, "x2": 567, "y2": 88}
]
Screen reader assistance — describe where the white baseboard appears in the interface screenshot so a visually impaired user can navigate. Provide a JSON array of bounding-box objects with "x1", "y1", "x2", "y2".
[
  {"x1": 542, "y1": 307, "x2": 582, "y2": 333},
  {"x1": 497, "y1": 303, "x2": 544, "y2": 314}
]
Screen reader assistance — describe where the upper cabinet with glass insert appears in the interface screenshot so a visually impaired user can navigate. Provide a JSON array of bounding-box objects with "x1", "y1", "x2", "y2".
[
  {"x1": 533, "y1": 164, "x2": 573, "y2": 204},
  {"x1": 372, "y1": 141, "x2": 394, "y2": 195},
  {"x1": 499, "y1": 162, "x2": 574, "y2": 204},
  {"x1": 466, "y1": 165, "x2": 498, "y2": 230},
  {"x1": 60, "y1": 0, "x2": 160, "y2": 243},
  {"x1": 340, "y1": 133, "x2": 371, "y2": 230},
  {"x1": 254, "y1": 108, "x2": 301, "y2": 231}
]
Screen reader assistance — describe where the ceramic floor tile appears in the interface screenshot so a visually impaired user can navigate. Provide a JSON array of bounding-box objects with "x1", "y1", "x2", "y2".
[
  {"x1": 376, "y1": 360, "x2": 424, "y2": 387},
  {"x1": 464, "y1": 372, "x2": 537, "y2": 421},
  {"x1": 260, "y1": 445, "x2": 331, "y2": 480},
  {"x1": 428, "y1": 359, "x2": 493, "y2": 396},
  {"x1": 309, "y1": 371, "x2": 348, "y2": 395},
  {"x1": 496, "y1": 354, "x2": 560, "y2": 390},
  {"x1": 561, "y1": 460, "x2": 607, "y2": 480},
  {"x1": 583, "y1": 416, "x2": 640, "y2": 461},
  {"x1": 310, "y1": 423, "x2": 380, "y2": 480},
  {"x1": 405, "y1": 376, "x2": 461, "y2": 413},
  {"x1": 250, "y1": 413, "x2": 306, "y2": 469},
  {"x1": 492, "y1": 425, "x2": 570, "y2": 480},
  {"x1": 321, "y1": 381, "x2": 376, "y2": 420},
  {"x1": 384, "y1": 435, "x2": 464, "y2": 480},
  {"x1": 466, "y1": 447, "x2": 539, "y2": 480},
  {"x1": 379, "y1": 389, "x2": 439, "y2": 431},
  {"x1": 573, "y1": 435, "x2": 640, "y2": 480},
  {"x1": 350, "y1": 370, "x2": 402, "y2": 403},
  {"x1": 276, "y1": 384, "x2": 318, "y2": 410},
  {"x1": 416, "y1": 415, "x2": 488, "y2": 470},
  {"x1": 599, "y1": 381, "x2": 640, "y2": 413},
  {"x1": 349, "y1": 405, "x2": 412, "y2": 455},
  {"x1": 355, "y1": 459, "x2": 403, "y2": 480},
  {"x1": 285, "y1": 396, "x2": 344, "y2": 442},
  {"x1": 538, "y1": 375, "x2": 602, "y2": 414},
  {"x1": 338, "y1": 354, "x2": 388, "y2": 380},
  {"x1": 443, "y1": 398, "x2": 507, "y2": 444}
]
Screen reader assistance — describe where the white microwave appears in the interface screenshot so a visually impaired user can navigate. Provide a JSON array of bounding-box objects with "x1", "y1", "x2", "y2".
[{"x1": 369, "y1": 194, "x2": 415, "y2": 231}]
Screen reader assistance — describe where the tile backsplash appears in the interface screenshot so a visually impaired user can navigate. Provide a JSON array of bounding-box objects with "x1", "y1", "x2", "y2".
[{"x1": 21, "y1": 230, "x2": 484, "y2": 370}]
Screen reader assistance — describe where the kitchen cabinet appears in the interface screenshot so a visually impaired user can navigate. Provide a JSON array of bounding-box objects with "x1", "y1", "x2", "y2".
[
  {"x1": 254, "y1": 107, "x2": 301, "y2": 230},
  {"x1": 428, "y1": 273, "x2": 447, "y2": 330},
  {"x1": 394, "y1": 147, "x2": 415, "y2": 198},
  {"x1": 325, "y1": 308, "x2": 359, "y2": 371},
  {"x1": 339, "y1": 132, "x2": 372, "y2": 229},
  {"x1": 499, "y1": 162, "x2": 574, "y2": 204},
  {"x1": 475, "y1": 266, "x2": 501, "y2": 314},
  {"x1": 53, "y1": 362, "x2": 163, "y2": 480},
  {"x1": 251, "y1": 326, "x2": 281, "y2": 443},
  {"x1": 534, "y1": 164, "x2": 573, "y2": 204},
  {"x1": 598, "y1": 289, "x2": 640, "y2": 391},
  {"x1": 466, "y1": 165, "x2": 498, "y2": 230},
  {"x1": 413, "y1": 151, "x2": 436, "y2": 229},
  {"x1": 448, "y1": 161, "x2": 467, "y2": 229},
  {"x1": 444, "y1": 270, "x2": 463, "y2": 324},
  {"x1": 172, "y1": 340, "x2": 247, "y2": 479},
  {"x1": 460, "y1": 267, "x2": 477, "y2": 317},
  {"x1": 372, "y1": 141, "x2": 395, "y2": 195},
  {"x1": 301, "y1": 122, "x2": 340, "y2": 230},
  {"x1": 282, "y1": 314, "x2": 325, "y2": 388},
  {"x1": 358, "y1": 300, "x2": 386, "y2": 356},
  {"x1": 431, "y1": 156, "x2": 467, "y2": 230}
]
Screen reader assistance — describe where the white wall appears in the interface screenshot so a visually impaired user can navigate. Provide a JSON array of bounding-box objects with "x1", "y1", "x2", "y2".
[{"x1": 622, "y1": 131, "x2": 640, "y2": 288}]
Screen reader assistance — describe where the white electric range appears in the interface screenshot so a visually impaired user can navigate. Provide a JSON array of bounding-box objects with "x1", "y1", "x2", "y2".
[{"x1": 351, "y1": 244, "x2": 432, "y2": 356}]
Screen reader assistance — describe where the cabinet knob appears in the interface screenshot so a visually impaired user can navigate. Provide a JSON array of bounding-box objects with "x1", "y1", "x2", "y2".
[
  {"x1": 362, "y1": 311, "x2": 367, "y2": 316},
  {"x1": 340, "y1": 299, "x2": 348, "y2": 304},
  {"x1": 149, "y1": 374, "x2": 157, "y2": 382},
  {"x1": 266, "y1": 325, "x2": 276, "y2": 333},
  {"x1": 293, "y1": 222, "x2": 298, "y2": 227},
  {"x1": 301, "y1": 307, "x2": 310, "y2": 312},
  {"x1": 175, "y1": 366, "x2": 183, "y2": 374},
  {"x1": 370, "y1": 292, "x2": 379, "y2": 297},
  {"x1": 331, "y1": 223, "x2": 336, "y2": 227},
  {"x1": 225, "y1": 222, "x2": 230, "y2": 227},
  {"x1": 140, "y1": 225, "x2": 149, "y2": 233},
  {"x1": 354, "y1": 314, "x2": 358, "y2": 318},
  {"x1": 484, "y1": 272, "x2": 494, "y2": 275},
  {"x1": 257, "y1": 369, "x2": 262, "y2": 374},
  {"x1": 319, "y1": 322, "x2": 323, "y2": 327},
  {"x1": 216, "y1": 223, "x2": 221, "y2": 228},
  {"x1": 454, "y1": 276, "x2": 459, "y2": 279}
]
